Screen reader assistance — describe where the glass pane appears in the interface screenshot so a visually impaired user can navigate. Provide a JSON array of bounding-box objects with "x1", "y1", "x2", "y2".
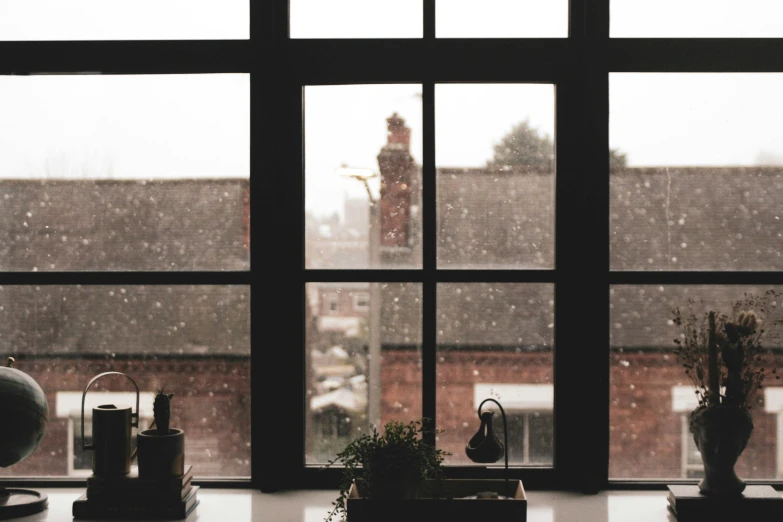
[
  {"x1": 436, "y1": 84, "x2": 555, "y2": 269},
  {"x1": 609, "y1": 285, "x2": 783, "y2": 479},
  {"x1": 528, "y1": 411, "x2": 554, "y2": 463},
  {"x1": 611, "y1": 74, "x2": 783, "y2": 271},
  {"x1": 437, "y1": 283, "x2": 554, "y2": 466},
  {"x1": 0, "y1": 74, "x2": 249, "y2": 271},
  {"x1": 0, "y1": 285, "x2": 250, "y2": 478},
  {"x1": 291, "y1": 0, "x2": 422, "y2": 38},
  {"x1": 306, "y1": 282, "x2": 422, "y2": 464},
  {"x1": 0, "y1": 0, "x2": 248, "y2": 40},
  {"x1": 73, "y1": 419, "x2": 94, "y2": 472},
  {"x1": 305, "y1": 85, "x2": 422, "y2": 269},
  {"x1": 437, "y1": 0, "x2": 568, "y2": 38},
  {"x1": 611, "y1": 0, "x2": 783, "y2": 37}
]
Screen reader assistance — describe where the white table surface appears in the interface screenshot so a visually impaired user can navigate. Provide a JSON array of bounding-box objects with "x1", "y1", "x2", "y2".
[{"x1": 1, "y1": 488, "x2": 690, "y2": 522}]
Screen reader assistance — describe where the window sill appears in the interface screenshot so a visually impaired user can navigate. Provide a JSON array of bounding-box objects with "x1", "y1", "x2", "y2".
[{"x1": 21, "y1": 488, "x2": 725, "y2": 521}]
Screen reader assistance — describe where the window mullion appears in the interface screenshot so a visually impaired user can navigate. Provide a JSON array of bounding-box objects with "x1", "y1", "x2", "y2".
[
  {"x1": 554, "y1": 52, "x2": 610, "y2": 491},
  {"x1": 423, "y1": 0, "x2": 435, "y2": 41},
  {"x1": 558, "y1": 0, "x2": 610, "y2": 490},
  {"x1": 421, "y1": 80, "x2": 437, "y2": 445},
  {"x1": 609, "y1": 39, "x2": 783, "y2": 73},
  {"x1": 0, "y1": 41, "x2": 250, "y2": 75},
  {"x1": 260, "y1": 74, "x2": 303, "y2": 491}
]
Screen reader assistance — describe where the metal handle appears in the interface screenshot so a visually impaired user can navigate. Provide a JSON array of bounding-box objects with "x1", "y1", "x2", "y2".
[{"x1": 81, "y1": 372, "x2": 140, "y2": 451}]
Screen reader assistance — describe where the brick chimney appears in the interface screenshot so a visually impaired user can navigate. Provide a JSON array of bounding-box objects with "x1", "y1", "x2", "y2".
[{"x1": 377, "y1": 113, "x2": 414, "y2": 248}]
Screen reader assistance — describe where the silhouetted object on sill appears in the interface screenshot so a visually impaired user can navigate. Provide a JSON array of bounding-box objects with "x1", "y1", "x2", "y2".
[
  {"x1": 324, "y1": 419, "x2": 448, "y2": 522},
  {"x1": 668, "y1": 294, "x2": 783, "y2": 522},
  {"x1": 75, "y1": 379, "x2": 196, "y2": 519},
  {"x1": 0, "y1": 356, "x2": 49, "y2": 519},
  {"x1": 81, "y1": 372, "x2": 140, "y2": 477},
  {"x1": 466, "y1": 410, "x2": 504, "y2": 463},
  {"x1": 137, "y1": 390, "x2": 185, "y2": 479},
  {"x1": 690, "y1": 404, "x2": 753, "y2": 496},
  {"x1": 466, "y1": 398, "x2": 510, "y2": 499},
  {"x1": 688, "y1": 311, "x2": 753, "y2": 496}
]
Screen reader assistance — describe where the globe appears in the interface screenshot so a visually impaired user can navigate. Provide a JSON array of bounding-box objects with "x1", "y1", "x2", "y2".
[{"x1": 0, "y1": 357, "x2": 48, "y2": 468}]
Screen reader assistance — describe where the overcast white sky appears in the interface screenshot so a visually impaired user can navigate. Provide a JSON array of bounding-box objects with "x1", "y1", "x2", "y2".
[
  {"x1": 611, "y1": 0, "x2": 783, "y2": 37},
  {"x1": 306, "y1": 75, "x2": 783, "y2": 216},
  {"x1": 0, "y1": 75, "x2": 249, "y2": 179},
  {"x1": 305, "y1": 84, "x2": 555, "y2": 216},
  {"x1": 3, "y1": 3, "x2": 783, "y2": 217},
  {"x1": 0, "y1": 1, "x2": 248, "y2": 40},
  {"x1": 292, "y1": 0, "x2": 783, "y2": 38},
  {"x1": 4, "y1": 0, "x2": 781, "y2": 39},
  {"x1": 610, "y1": 74, "x2": 783, "y2": 167}
]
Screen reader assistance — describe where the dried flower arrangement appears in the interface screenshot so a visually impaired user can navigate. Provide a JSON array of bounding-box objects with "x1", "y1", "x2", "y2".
[
  {"x1": 672, "y1": 290, "x2": 783, "y2": 410},
  {"x1": 672, "y1": 291, "x2": 783, "y2": 494}
]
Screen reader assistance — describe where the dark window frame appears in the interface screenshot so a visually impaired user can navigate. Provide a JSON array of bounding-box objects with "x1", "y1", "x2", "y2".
[
  {"x1": 0, "y1": 5, "x2": 261, "y2": 490},
  {"x1": 3, "y1": 0, "x2": 783, "y2": 492}
]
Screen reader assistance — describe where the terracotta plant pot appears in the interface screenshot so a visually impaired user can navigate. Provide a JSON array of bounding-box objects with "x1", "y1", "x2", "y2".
[
  {"x1": 137, "y1": 428, "x2": 185, "y2": 479},
  {"x1": 689, "y1": 405, "x2": 754, "y2": 496}
]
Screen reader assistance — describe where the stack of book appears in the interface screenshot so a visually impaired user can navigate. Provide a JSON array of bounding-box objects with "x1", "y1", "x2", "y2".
[
  {"x1": 667, "y1": 484, "x2": 783, "y2": 521},
  {"x1": 73, "y1": 465, "x2": 198, "y2": 520}
]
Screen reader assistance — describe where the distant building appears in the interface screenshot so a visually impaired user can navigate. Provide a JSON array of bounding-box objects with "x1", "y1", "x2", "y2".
[
  {"x1": 0, "y1": 180, "x2": 250, "y2": 478},
  {"x1": 307, "y1": 114, "x2": 783, "y2": 478},
  {"x1": 0, "y1": 179, "x2": 248, "y2": 271},
  {"x1": 343, "y1": 197, "x2": 369, "y2": 240}
]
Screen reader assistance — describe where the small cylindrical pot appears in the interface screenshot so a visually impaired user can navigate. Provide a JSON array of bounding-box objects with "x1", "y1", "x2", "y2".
[
  {"x1": 137, "y1": 428, "x2": 185, "y2": 479},
  {"x1": 689, "y1": 405, "x2": 753, "y2": 496}
]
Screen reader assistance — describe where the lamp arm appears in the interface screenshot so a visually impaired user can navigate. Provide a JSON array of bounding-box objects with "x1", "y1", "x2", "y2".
[
  {"x1": 478, "y1": 398, "x2": 510, "y2": 499},
  {"x1": 361, "y1": 178, "x2": 375, "y2": 203}
]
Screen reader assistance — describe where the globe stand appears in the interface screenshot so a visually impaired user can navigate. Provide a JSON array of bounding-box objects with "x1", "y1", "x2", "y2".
[
  {"x1": 0, "y1": 487, "x2": 48, "y2": 520},
  {"x1": 0, "y1": 357, "x2": 50, "y2": 519}
]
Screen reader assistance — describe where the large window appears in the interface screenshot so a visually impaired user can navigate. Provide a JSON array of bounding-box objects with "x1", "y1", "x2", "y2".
[
  {"x1": 283, "y1": 0, "x2": 783, "y2": 492},
  {"x1": 608, "y1": 74, "x2": 783, "y2": 478},
  {"x1": 5, "y1": 0, "x2": 783, "y2": 492},
  {"x1": 0, "y1": 6, "x2": 252, "y2": 481},
  {"x1": 281, "y1": 0, "x2": 783, "y2": 492}
]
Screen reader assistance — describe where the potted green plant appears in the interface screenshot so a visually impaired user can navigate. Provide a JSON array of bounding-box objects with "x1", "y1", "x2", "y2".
[
  {"x1": 137, "y1": 390, "x2": 185, "y2": 479},
  {"x1": 324, "y1": 419, "x2": 449, "y2": 522},
  {"x1": 673, "y1": 291, "x2": 783, "y2": 496}
]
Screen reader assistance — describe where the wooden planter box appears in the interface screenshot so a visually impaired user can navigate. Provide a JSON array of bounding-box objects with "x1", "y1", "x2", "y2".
[{"x1": 347, "y1": 479, "x2": 526, "y2": 522}]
